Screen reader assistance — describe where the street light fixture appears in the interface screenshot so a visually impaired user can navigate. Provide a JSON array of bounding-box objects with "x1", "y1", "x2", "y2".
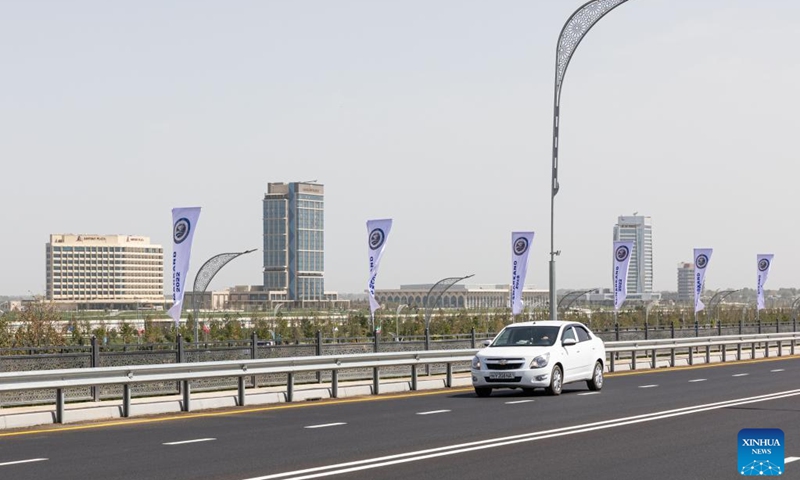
[
  {"x1": 191, "y1": 248, "x2": 257, "y2": 345},
  {"x1": 557, "y1": 288, "x2": 597, "y2": 312},
  {"x1": 705, "y1": 289, "x2": 740, "y2": 334},
  {"x1": 549, "y1": 0, "x2": 631, "y2": 320}
]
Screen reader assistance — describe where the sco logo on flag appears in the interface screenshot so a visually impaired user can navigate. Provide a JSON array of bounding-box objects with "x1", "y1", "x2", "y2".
[
  {"x1": 615, "y1": 245, "x2": 630, "y2": 262},
  {"x1": 696, "y1": 254, "x2": 709, "y2": 269},
  {"x1": 369, "y1": 228, "x2": 386, "y2": 250},
  {"x1": 758, "y1": 259, "x2": 770, "y2": 272},
  {"x1": 513, "y1": 238, "x2": 529, "y2": 256},
  {"x1": 174, "y1": 218, "x2": 191, "y2": 244}
]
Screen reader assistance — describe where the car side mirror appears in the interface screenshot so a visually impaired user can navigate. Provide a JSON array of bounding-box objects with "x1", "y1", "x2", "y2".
[
  {"x1": 562, "y1": 338, "x2": 577, "y2": 347},
  {"x1": 482, "y1": 340, "x2": 492, "y2": 347}
]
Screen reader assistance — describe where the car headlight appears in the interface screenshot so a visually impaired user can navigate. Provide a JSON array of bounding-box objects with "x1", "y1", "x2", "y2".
[
  {"x1": 530, "y1": 353, "x2": 550, "y2": 369},
  {"x1": 471, "y1": 356, "x2": 481, "y2": 369}
]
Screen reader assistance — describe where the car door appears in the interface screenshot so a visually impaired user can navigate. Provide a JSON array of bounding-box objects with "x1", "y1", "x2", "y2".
[
  {"x1": 573, "y1": 325, "x2": 597, "y2": 379},
  {"x1": 560, "y1": 326, "x2": 581, "y2": 382}
]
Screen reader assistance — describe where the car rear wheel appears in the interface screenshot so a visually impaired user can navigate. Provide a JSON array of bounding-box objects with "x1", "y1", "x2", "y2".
[
  {"x1": 475, "y1": 387, "x2": 492, "y2": 397},
  {"x1": 545, "y1": 365, "x2": 563, "y2": 396},
  {"x1": 587, "y1": 361, "x2": 603, "y2": 391}
]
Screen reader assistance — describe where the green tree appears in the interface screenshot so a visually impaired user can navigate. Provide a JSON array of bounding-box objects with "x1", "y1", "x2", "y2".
[{"x1": 13, "y1": 302, "x2": 64, "y2": 347}]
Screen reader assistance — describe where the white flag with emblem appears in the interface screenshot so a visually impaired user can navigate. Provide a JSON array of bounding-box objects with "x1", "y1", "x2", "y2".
[
  {"x1": 693, "y1": 248, "x2": 712, "y2": 313},
  {"x1": 613, "y1": 241, "x2": 634, "y2": 311},
  {"x1": 756, "y1": 254, "x2": 774, "y2": 311},
  {"x1": 510, "y1": 232, "x2": 535, "y2": 316},
  {"x1": 167, "y1": 207, "x2": 201, "y2": 326},
  {"x1": 367, "y1": 219, "x2": 393, "y2": 317}
]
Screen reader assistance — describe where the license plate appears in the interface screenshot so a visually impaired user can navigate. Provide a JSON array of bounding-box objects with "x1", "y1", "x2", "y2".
[{"x1": 489, "y1": 372, "x2": 515, "y2": 380}]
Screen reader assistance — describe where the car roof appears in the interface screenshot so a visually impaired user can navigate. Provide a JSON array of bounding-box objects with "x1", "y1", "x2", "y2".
[{"x1": 504, "y1": 320, "x2": 575, "y2": 328}]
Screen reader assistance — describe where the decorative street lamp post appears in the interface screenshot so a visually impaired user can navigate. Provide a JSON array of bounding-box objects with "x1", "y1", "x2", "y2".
[
  {"x1": 549, "y1": 0, "x2": 631, "y2": 320},
  {"x1": 191, "y1": 249, "x2": 256, "y2": 345}
]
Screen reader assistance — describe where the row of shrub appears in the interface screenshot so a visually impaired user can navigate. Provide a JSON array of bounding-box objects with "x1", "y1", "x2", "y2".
[{"x1": 0, "y1": 302, "x2": 796, "y2": 348}]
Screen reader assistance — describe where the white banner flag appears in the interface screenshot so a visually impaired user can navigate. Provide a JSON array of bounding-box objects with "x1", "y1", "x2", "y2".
[
  {"x1": 693, "y1": 248, "x2": 713, "y2": 313},
  {"x1": 167, "y1": 207, "x2": 201, "y2": 326},
  {"x1": 613, "y1": 241, "x2": 634, "y2": 311},
  {"x1": 510, "y1": 232, "x2": 535, "y2": 316},
  {"x1": 756, "y1": 254, "x2": 774, "y2": 311},
  {"x1": 367, "y1": 219, "x2": 393, "y2": 318}
]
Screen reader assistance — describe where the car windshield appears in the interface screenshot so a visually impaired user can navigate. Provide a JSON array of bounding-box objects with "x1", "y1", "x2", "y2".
[{"x1": 491, "y1": 326, "x2": 561, "y2": 347}]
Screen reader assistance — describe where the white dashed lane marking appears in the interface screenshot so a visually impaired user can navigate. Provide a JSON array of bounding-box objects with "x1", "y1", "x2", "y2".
[
  {"x1": 505, "y1": 400, "x2": 535, "y2": 404},
  {"x1": 786, "y1": 457, "x2": 800, "y2": 464},
  {"x1": 732, "y1": 373, "x2": 749, "y2": 377},
  {"x1": 638, "y1": 385, "x2": 658, "y2": 389},
  {"x1": 304, "y1": 423, "x2": 347, "y2": 429},
  {"x1": 688, "y1": 379, "x2": 707, "y2": 383},
  {"x1": 163, "y1": 438, "x2": 216, "y2": 445},
  {"x1": 578, "y1": 392, "x2": 601, "y2": 396},
  {"x1": 771, "y1": 369, "x2": 785, "y2": 372},
  {"x1": 416, "y1": 410, "x2": 451, "y2": 415},
  {"x1": 0, "y1": 458, "x2": 48, "y2": 467}
]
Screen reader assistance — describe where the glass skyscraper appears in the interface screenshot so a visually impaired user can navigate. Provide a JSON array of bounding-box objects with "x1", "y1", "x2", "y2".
[
  {"x1": 263, "y1": 182, "x2": 324, "y2": 301},
  {"x1": 613, "y1": 215, "x2": 653, "y2": 294}
]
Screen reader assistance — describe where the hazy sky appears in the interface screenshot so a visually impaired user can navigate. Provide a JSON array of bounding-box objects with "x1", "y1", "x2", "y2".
[{"x1": 2, "y1": 0, "x2": 800, "y2": 296}]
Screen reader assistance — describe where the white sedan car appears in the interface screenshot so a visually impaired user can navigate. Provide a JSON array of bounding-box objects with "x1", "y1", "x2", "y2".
[{"x1": 471, "y1": 320, "x2": 606, "y2": 397}]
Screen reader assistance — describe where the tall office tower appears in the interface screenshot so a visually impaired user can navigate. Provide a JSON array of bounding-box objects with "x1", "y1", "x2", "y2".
[
  {"x1": 262, "y1": 182, "x2": 324, "y2": 301},
  {"x1": 612, "y1": 215, "x2": 653, "y2": 294},
  {"x1": 45, "y1": 234, "x2": 164, "y2": 309},
  {"x1": 677, "y1": 262, "x2": 694, "y2": 302}
]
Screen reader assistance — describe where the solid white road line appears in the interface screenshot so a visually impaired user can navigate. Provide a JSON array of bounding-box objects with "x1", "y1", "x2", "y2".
[
  {"x1": 688, "y1": 379, "x2": 707, "y2": 383},
  {"x1": 416, "y1": 410, "x2": 450, "y2": 415},
  {"x1": 785, "y1": 457, "x2": 800, "y2": 464},
  {"x1": 732, "y1": 373, "x2": 749, "y2": 377},
  {"x1": 638, "y1": 385, "x2": 658, "y2": 388},
  {"x1": 304, "y1": 423, "x2": 347, "y2": 429},
  {"x1": 163, "y1": 438, "x2": 216, "y2": 445},
  {"x1": 771, "y1": 369, "x2": 785, "y2": 372},
  {"x1": 0, "y1": 458, "x2": 48, "y2": 467},
  {"x1": 242, "y1": 389, "x2": 800, "y2": 480},
  {"x1": 505, "y1": 400, "x2": 535, "y2": 404}
]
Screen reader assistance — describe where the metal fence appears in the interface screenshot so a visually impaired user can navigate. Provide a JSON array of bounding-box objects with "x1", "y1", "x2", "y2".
[
  {"x1": 0, "y1": 332, "x2": 488, "y2": 407},
  {"x1": 593, "y1": 320, "x2": 796, "y2": 342},
  {"x1": 0, "y1": 349, "x2": 478, "y2": 423}
]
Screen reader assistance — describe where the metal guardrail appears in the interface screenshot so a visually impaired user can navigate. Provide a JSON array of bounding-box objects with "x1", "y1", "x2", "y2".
[
  {"x1": 0, "y1": 349, "x2": 476, "y2": 423},
  {"x1": 1, "y1": 332, "x2": 798, "y2": 425},
  {"x1": 605, "y1": 332, "x2": 800, "y2": 372}
]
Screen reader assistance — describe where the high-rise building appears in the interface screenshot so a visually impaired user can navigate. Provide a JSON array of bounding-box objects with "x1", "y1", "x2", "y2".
[
  {"x1": 612, "y1": 215, "x2": 653, "y2": 294},
  {"x1": 262, "y1": 181, "x2": 324, "y2": 301},
  {"x1": 677, "y1": 262, "x2": 694, "y2": 302},
  {"x1": 45, "y1": 234, "x2": 164, "y2": 309}
]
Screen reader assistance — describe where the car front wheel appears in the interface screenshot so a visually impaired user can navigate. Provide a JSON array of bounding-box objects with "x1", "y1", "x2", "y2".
[
  {"x1": 545, "y1": 365, "x2": 563, "y2": 396},
  {"x1": 475, "y1": 387, "x2": 492, "y2": 397},
  {"x1": 587, "y1": 361, "x2": 603, "y2": 391}
]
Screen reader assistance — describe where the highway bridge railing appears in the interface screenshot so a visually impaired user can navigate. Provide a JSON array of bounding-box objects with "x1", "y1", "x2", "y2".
[
  {"x1": 1, "y1": 332, "x2": 798, "y2": 424},
  {"x1": 605, "y1": 331, "x2": 800, "y2": 372},
  {"x1": 0, "y1": 349, "x2": 476, "y2": 423}
]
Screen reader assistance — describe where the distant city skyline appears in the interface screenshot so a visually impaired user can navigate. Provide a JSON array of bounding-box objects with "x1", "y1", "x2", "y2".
[{"x1": 3, "y1": 1, "x2": 800, "y2": 296}]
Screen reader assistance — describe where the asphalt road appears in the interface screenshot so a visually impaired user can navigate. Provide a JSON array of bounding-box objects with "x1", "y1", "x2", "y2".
[{"x1": 2, "y1": 356, "x2": 799, "y2": 480}]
